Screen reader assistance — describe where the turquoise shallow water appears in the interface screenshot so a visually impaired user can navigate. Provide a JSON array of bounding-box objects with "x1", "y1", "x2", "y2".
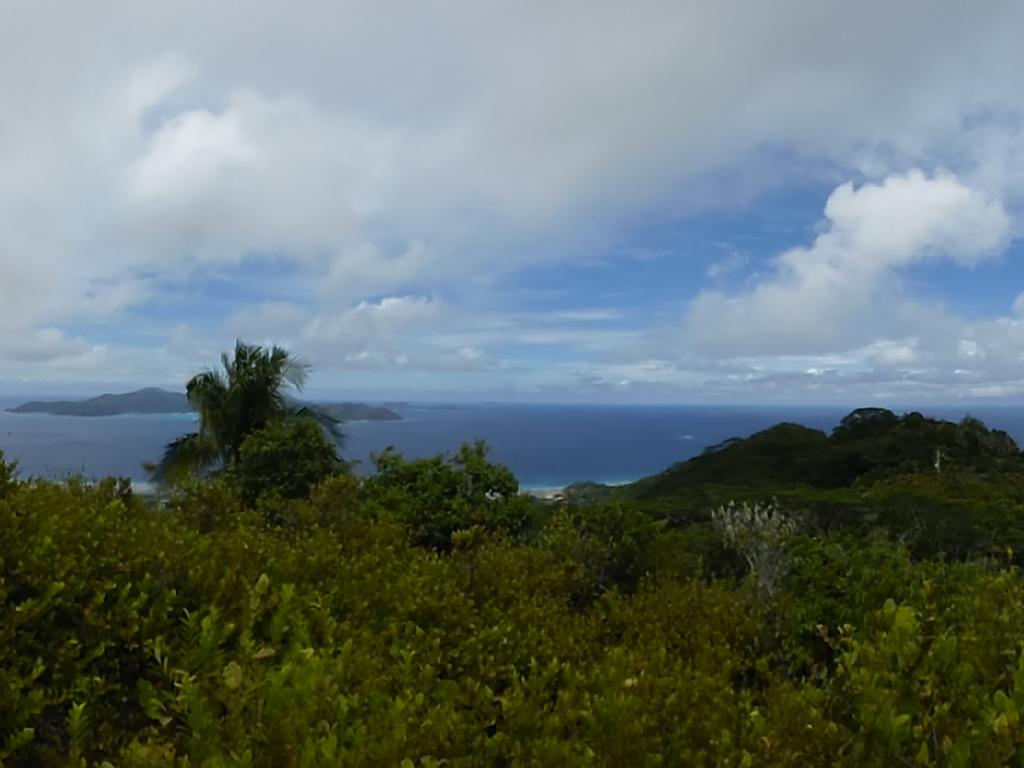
[{"x1": 5, "y1": 398, "x2": 1022, "y2": 488}]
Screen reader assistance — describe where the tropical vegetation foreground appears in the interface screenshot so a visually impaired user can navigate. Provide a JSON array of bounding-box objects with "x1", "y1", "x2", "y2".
[{"x1": 8, "y1": 351, "x2": 1024, "y2": 765}]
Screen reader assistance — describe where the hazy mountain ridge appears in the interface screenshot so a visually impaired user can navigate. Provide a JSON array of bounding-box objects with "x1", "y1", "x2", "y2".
[
  {"x1": 315, "y1": 402, "x2": 402, "y2": 422},
  {"x1": 7, "y1": 388, "x2": 188, "y2": 416},
  {"x1": 6, "y1": 388, "x2": 402, "y2": 421}
]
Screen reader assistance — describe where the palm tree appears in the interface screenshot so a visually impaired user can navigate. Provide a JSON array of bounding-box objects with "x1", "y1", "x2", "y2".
[{"x1": 150, "y1": 341, "x2": 340, "y2": 483}]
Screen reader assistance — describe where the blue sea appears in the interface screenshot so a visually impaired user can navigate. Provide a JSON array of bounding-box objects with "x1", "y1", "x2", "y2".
[{"x1": 3, "y1": 398, "x2": 1024, "y2": 489}]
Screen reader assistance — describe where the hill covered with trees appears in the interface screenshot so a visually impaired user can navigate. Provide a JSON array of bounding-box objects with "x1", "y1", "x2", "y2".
[
  {"x1": 567, "y1": 406, "x2": 1024, "y2": 560},
  {"x1": 7, "y1": 388, "x2": 190, "y2": 416},
  {"x1": 7, "y1": 350, "x2": 1024, "y2": 765},
  {"x1": 6, "y1": 387, "x2": 399, "y2": 422}
]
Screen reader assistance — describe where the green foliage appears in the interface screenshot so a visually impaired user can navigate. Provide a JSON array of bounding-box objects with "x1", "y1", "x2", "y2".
[
  {"x1": 629, "y1": 408, "x2": 1022, "y2": 501},
  {"x1": 542, "y1": 503, "x2": 661, "y2": 603},
  {"x1": 831, "y1": 406, "x2": 901, "y2": 442},
  {"x1": 12, "y1": 409, "x2": 1024, "y2": 764},
  {"x1": 630, "y1": 422, "x2": 829, "y2": 496},
  {"x1": 152, "y1": 341, "x2": 341, "y2": 484},
  {"x1": 14, "y1": 470, "x2": 1024, "y2": 766},
  {"x1": 166, "y1": 475, "x2": 246, "y2": 533},
  {"x1": 619, "y1": 409, "x2": 1024, "y2": 564},
  {"x1": 712, "y1": 499, "x2": 797, "y2": 596},
  {"x1": 363, "y1": 440, "x2": 534, "y2": 550},
  {"x1": 233, "y1": 420, "x2": 345, "y2": 506},
  {"x1": 0, "y1": 449, "x2": 16, "y2": 499}
]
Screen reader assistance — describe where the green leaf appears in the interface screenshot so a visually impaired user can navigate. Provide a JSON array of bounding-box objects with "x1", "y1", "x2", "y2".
[
  {"x1": 223, "y1": 661, "x2": 244, "y2": 690},
  {"x1": 915, "y1": 742, "x2": 930, "y2": 764},
  {"x1": 255, "y1": 573, "x2": 271, "y2": 595},
  {"x1": 995, "y1": 689, "x2": 1016, "y2": 717}
]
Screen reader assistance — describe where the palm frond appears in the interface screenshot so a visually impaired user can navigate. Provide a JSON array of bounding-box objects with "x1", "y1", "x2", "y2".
[
  {"x1": 283, "y1": 360, "x2": 310, "y2": 391},
  {"x1": 273, "y1": 346, "x2": 310, "y2": 391},
  {"x1": 186, "y1": 371, "x2": 227, "y2": 413},
  {"x1": 288, "y1": 404, "x2": 346, "y2": 449},
  {"x1": 151, "y1": 340, "x2": 331, "y2": 482},
  {"x1": 149, "y1": 432, "x2": 220, "y2": 484}
]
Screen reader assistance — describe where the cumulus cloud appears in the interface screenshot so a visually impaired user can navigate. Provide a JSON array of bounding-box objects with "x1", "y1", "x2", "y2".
[
  {"x1": 302, "y1": 296, "x2": 441, "y2": 357},
  {"x1": 685, "y1": 171, "x2": 1010, "y2": 357},
  {"x1": 4, "y1": 1, "x2": 1024, "y2": 398},
  {"x1": 0, "y1": 327, "x2": 90, "y2": 364},
  {"x1": 222, "y1": 296, "x2": 473, "y2": 372}
]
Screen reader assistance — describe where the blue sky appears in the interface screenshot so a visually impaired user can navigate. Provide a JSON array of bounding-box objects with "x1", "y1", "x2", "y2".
[{"x1": 4, "y1": 2, "x2": 1024, "y2": 403}]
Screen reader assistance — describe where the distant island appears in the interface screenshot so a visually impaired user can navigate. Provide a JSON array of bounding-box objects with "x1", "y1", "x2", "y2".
[
  {"x1": 6, "y1": 387, "x2": 402, "y2": 421},
  {"x1": 8, "y1": 387, "x2": 189, "y2": 416},
  {"x1": 308, "y1": 402, "x2": 402, "y2": 422}
]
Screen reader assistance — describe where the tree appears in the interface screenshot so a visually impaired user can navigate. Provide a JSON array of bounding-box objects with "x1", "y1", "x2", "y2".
[
  {"x1": 363, "y1": 440, "x2": 532, "y2": 550},
  {"x1": 233, "y1": 420, "x2": 344, "y2": 505},
  {"x1": 830, "y1": 407, "x2": 899, "y2": 443},
  {"x1": 150, "y1": 341, "x2": 341, "y2": 483},
  {"x1": 542, "y1": 502, "x2": 660, "y2": 603},
  {"x1": 0, "y1": 449, "x2": 16, "y2": 499},
  {"x1": 711, "y1": 499, "x2": 797, "y2": 597}
]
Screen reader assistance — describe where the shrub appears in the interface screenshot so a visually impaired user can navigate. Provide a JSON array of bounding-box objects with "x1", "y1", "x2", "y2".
[
  {"x1": 363, "y1": 440, "x2": 534, "y2": 550},
  {"x1": 542, "y1": 503, "x2": 660, "y2": 603},
  {"x1": 0, "y1": 449, "x2": 16, "y2": 499},
  {"x1": 233, "y1": 419, "x2": 344, "y2": 506},
  {"x1": 712, "y1": 499, "x2": 797, "y2": 597},
  {"x1": 11, "y1": 427, "x2": 1024, "y2": 764}
]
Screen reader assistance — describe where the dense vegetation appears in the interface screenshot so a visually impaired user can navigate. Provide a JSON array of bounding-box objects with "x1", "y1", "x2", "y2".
[
  {"x1": 8, "y1": 399, "x2": 1024, "y2": 764},
  {"x1": 151, "y1": 342, "x2": 342, "y2": 484},
  {"x1": 602, "y1": 407, "x2": 1024, "y2": 560}
]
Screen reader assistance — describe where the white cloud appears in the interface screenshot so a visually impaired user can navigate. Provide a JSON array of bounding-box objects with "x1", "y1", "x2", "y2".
[
  {"x1": 221, "y1": 295, "x2": 472, "y2": 372},
  {"x1": 4, "y1": 4, "x2": 1024, "y2": 301},
  {"x1": 868, "y1": 340, "x2": 920, "y2": 368},
  {"x1": 822, "y1": 171, "x2": 1009, "y2": 266},
  {"x1": 0, "y1": 327, "x2": 90, "y2": 363},
  {"x1": 115, "y1": 89, "x2": 400, "y2": 267},
  {"x1": 685, "y1": 171, "x2": 1010, "y2": 357},
  {"x1": 706, "y1": 252, "x2": 748, "y2": 280},
  {"x1": 321, "y1": 241, "x2": 434, "y2": 305},
  {"x1": 5, "y1": 2, "x2": 1024, "y2": 399},
  {"x1": 302, "y1": 296, "x2": 440, "y2": 353},
  {"x1": 549, "y1": 309, "x2": 625, "y2": 322}
]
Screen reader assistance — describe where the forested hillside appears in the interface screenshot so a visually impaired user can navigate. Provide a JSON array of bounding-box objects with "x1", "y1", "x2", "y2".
[
  {"x1": 590, "y1": 407, "x2": 1024, "y2": 560},
  {"x1": 6, "y1": 407, "x2": 1024, "y2": 765}
]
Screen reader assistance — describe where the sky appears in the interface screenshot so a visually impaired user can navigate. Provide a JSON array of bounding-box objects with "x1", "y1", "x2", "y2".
[{"x1": 4, "y1": 2, "x2": 1024, "y2": 403}]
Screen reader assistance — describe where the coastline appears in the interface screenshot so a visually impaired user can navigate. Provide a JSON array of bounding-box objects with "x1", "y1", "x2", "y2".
[
  {"x1": 522, "y1": 485, "x2": 565, "y2": 500},
  {"x1": 521, "y1": 478, "x2": 634, "y2": 501},
  {"x1": 124, "y1": 483, "x2": 610, "y2": 501}
]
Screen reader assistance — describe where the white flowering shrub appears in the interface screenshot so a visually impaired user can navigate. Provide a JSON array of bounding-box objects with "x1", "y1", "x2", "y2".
[{"x1": 711, "y1": 500, "x2": 797, "y2": 597}]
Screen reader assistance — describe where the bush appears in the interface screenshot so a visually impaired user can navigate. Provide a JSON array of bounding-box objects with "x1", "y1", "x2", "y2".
[
  {"x1": 712, "y1": 499, "x2": 797, "y2": 597},
  {"x1": 542, "y1": 503, "x2": 661, "y2": 603},
  {"x1": 0, "y1": 449, "x2": 16, "y2": 499},
  {"x1": 363, "y1": 440, "x2": 535, "y2": 550},
  {"x1": 12, "y1": 413, "x2": 1024, "y2": 764},
  {"x1": 233, "y1": 419, "x2": 344, "y2": 506}
]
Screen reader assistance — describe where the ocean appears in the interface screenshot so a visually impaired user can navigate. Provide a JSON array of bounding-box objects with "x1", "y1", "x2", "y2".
[{"x1": 2, "y1": 399, "x2": 1024, "y2": 489}]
